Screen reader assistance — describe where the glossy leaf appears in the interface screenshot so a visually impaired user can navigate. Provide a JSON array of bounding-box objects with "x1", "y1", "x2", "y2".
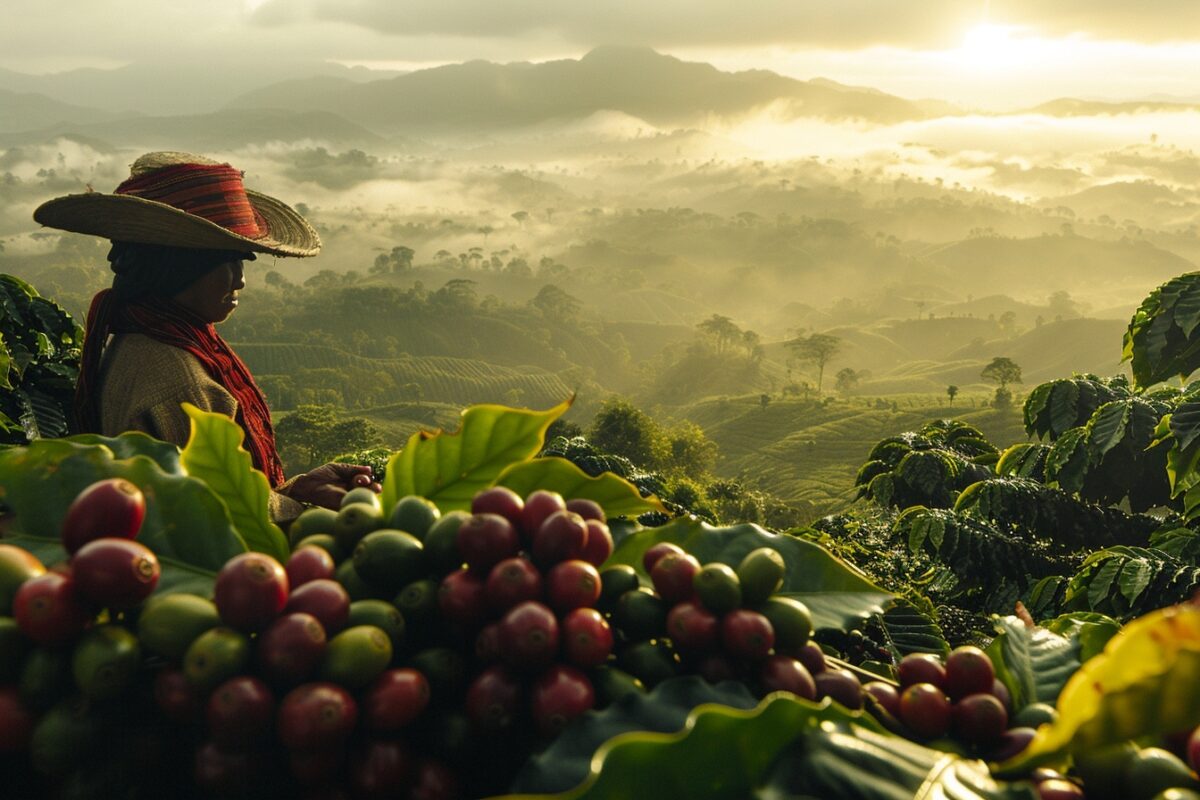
[
  {"x1": 1124, "y1": 272, "x2": 1200, "y2": 389},
  {"x1": 1041, "y1": 612, "x2": 1121, "y2": 664},
  {"x1": 495, "y1": 456, "x2": 667, "y2": 519},
  {"x1": 1003, "y1": 603, "x2": 1200, "y2": 771},
  {"x1": 0, "y1": 437, "x2": 245, "y2": 595},
  {"x1": 180, "y1": 404, "x2": 288, "y2": 563},
  {"x1": 67, "y1": 431, "x2": 183, "y2": 474},
  {"x1": 608, "y1": 517, "x2": 894, "y2": 631},
  {"x1": 382, "y1": 399, "x2": 571, "y2": 512},
  {"x1": 985, "y1": 615, "x2": 1082, "y2": 713},
  {"x1": 879, "y1": 600, "x2": 949, "y2": 659},
  {"x1": 508, "y1": 684, "x2": 1037, "y2": 800},
  {"x1": 513, "y1": 676, "x2": 759, "y2": 795},
  {"x1": 502, "y1": 691, "x2": 895, "y2": 800}
]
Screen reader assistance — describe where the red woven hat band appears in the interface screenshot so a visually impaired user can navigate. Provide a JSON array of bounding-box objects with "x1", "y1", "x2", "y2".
[{"x1": 115, "y1": 163, "x2": 267, "y2": 239}]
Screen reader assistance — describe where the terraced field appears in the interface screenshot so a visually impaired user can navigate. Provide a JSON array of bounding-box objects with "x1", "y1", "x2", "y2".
[{"x1": 680, "y1": 395, "x2": 1030, "y2": 521}]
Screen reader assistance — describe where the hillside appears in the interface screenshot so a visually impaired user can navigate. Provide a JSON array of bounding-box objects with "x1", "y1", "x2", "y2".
[
  {"x1": 922, "y1": 233, "x2": 1195, "y2": 303},
  {"x1": 1038, "y1": 180, "x2": 1199, "y2": 229},
  {"x1": 0, "y1": 108, "x2": 385, "y2": 150},
  {"x1": 225, "y1": 46, "x2": 933, "y2": 134},
  {"x1": 0, "y1": 89, "x2": 126, "y2": 133},
  {"x1": 681, "y1": 395, "x2": 1030, "y2": 521},
  {"x1": 0, "y1": 60, "x2": 402, "y2": 117}
]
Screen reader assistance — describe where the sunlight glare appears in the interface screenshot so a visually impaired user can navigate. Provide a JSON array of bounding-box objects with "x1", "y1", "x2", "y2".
[{"x1": 957, "y1": 23, "x2": 1039, "y2": 71}]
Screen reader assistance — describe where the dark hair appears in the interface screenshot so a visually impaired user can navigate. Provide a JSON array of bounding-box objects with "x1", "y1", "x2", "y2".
[{"x1": 107, "y1": 241, "x2": 256, "y2": 302}]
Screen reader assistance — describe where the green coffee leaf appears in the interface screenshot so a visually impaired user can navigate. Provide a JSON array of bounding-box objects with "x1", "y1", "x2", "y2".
[
  {"x1": 1001, "y1": 603, "x2": 1200, "y2": 772},
  {"x1": 181, "y1": 404, "x2": 288, "y2": 563},
  {"x1": 986, "y1": 615, "x2": 1081, "y2": 712},
  {"x1": 382, "y1": 399, "x2": 571, "y2": 512},
  {"x1": 0, "y1": 437, "x2": 245, "y2": 595}
]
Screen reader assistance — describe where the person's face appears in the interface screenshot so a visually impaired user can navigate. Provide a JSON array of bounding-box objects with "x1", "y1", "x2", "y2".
[{"x1": 172, "y1": 260, "x2": 245, "y2": 324}]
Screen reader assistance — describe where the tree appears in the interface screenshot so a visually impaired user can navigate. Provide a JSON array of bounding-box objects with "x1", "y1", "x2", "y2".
[
  {"x1": 275, "y1": 404, "x2": 381, "y2": 472},
  {"x1": 998, "y1": 310, "x2": 1017, "y2": 336},
  {"x1": 588, "y1": 397, "x2": 667, "y2": 470},
  {"x1": 787, "y1": 332, "x2": 841, "y2": 395},
  {"x1": 698, "y1": 314, "x2": 741, "y2": 354},
  {"x1": 760, "y1": 393, "x2": 770, "y2": 410},
  {"x1": 981, "y1": 357, "x2": 1022, "y2": 408},
  {"x1": 946, "y1": 385, "x2": 959, "y2": 407},
  {"x1": 835, "y1": 368, "x2": 860, "y2": 397},
  {"x1": 980, "y1": 357, "x2": 1022, "y2": 390},
  {"x1": 664, "y1": 421, "x2": 718, "y2": 480},
  {"x1": 531, "y1": 284, "x2": 582, "y2": 319},
  {"x1": 511, "y1": 211, "x2": 530, "y2": 227},
  {"x1": 372, "y1": 245, "x2": 414, "y2": 274}
]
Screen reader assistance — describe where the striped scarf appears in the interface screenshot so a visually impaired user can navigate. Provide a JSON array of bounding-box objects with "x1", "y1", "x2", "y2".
[{"x1": 76, "y1": 289, "x2": 286, "y2": 487}]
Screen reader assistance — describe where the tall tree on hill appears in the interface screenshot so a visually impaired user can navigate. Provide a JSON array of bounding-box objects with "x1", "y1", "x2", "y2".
[
  {"x1": 787, "y1": 332, "x2": 841, "y2": 395},
  {"x1": 980, "y1": 357, "x2": 1022, "y2": 390},
  {"x1": 835, "y1": 367, "x2": 860, "y2": 398},
  {"x1": 946, "y1": 384, "x2": 959, "y2": 407},
  {"x1": 531, "y1": 284, "x2": 582, "y2": 320},
  {"x1": 981, "y1": 356, "x2": 1022, "y2": 408},
  {"x1": 698, "y1": 314, "x2": 741, "y2": 354}
]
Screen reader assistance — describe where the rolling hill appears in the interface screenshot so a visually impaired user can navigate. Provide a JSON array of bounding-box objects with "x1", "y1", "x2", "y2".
[
  {"x1": 0, "y1": 89, "x2": 126, "y2": 133},
  {"x1": 0, "y1": 108, "x2": 385, "y2": 150},
  {"x1": 680, "y1": 394, "x2": 1030, "y2": 521},
  {"x1": 225, "y1": 46, "x2": 935, "y2": 134}
]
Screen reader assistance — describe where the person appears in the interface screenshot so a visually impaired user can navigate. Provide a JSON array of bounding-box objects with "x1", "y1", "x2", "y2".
[{"x1": 32, "y1": 151, "x2": 377, "y2": 524}]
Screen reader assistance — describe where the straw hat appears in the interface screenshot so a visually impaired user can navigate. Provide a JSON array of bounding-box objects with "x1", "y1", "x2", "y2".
[{"x1": 33, "y1": 152, "x2": 321, "y2": 258}]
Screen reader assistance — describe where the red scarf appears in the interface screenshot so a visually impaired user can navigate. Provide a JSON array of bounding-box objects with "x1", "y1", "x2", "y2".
[{"x1": 75, "y1": 289, "x2": 286, "y2": 487}]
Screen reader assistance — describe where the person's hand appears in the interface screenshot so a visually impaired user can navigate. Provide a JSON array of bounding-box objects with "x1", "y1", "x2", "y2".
[{"x1": 285, "y1": 463, "x2": 380, "y2": 510}]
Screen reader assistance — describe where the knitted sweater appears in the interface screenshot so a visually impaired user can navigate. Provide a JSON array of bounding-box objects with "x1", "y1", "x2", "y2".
[{"x1": 97, "y1": 333, "x2": 304, "y2": 524}]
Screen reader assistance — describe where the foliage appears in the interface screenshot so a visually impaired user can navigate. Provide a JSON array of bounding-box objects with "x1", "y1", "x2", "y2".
[
  {"x1": 382, "y1": 398, "x2": 571, "y2": 513},
  {"x1": 332, "y1": 446, "x2": 394, "y2": 482},
  {"x1": 512, "y1": 677, "x2": 759, "y2": 795},
  {"x1": 995, "y1": 442, "x2": 1051, "y2": 482},
  {"x1": 0, "y1": 433, "x2": 245, "y2": 596},
  {"x1": 608, "y1": 517, "x2": 894, "y2": 631},
  {"x1": 986, "y1": 614, "x2": 1088, "y2": 712},
  {"x1": 274, "y1": 403, "x2": 383, "y2": 473},
  {"x1": 180, "y1": 404, "x2": 289, "y2": 562},
  {"x1": 954, "y1": 477, "x2": 1161, "y2": 551},
  {"x1": 1123, "y1": 271, "x2": 1200, "y2": 389},
  {"x1": 1003, "y1": 602, "x2": 1200, "y2": 772},
  {"x1": 855, "y1": 420, "x2": 996, "y2": 509},
  {"x1": 509, "y1": 685, "x2": 1042, "y2": 800},
  {"x1": 0, "y1": 274, "x2": 83, "y2": 443},
  {"x1": 496, "y1": 456, "x2": 667, "y2": 518},
  {"x1": 1041, "y1": 397, "x2": 1172, "y2": 512},
  {"x1": 981, "y1": 356, "x2": 1022, "y2": 389},
  {"x1": 1023, "y1": 375, "x2": 1131, "y2": 442},
  {"x1": 541, "y1": 435, "x2": 666, "y2": 508},
  {"x1": 894, "y1": 506, "x2": 1068, "y2": 611},
  {"x1": 786, "y1": 332, "x2": 840, "y2": 395},
  {"x1": 1056, "y1": 546, "x2": 1200, "y2": 618},
  {"x1": 587, "y1": 396, "x2": 668, "y2": 471}
]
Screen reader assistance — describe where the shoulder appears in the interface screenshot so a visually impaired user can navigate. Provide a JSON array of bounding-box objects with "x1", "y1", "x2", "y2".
[{"x1": 101, "y1": 334, "x2": 235, "y2": 409}]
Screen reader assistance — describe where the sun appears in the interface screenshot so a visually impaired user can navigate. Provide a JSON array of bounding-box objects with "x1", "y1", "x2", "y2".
[{"x1": 956, "y1": 23, "x2": 1039, "y2": 72}]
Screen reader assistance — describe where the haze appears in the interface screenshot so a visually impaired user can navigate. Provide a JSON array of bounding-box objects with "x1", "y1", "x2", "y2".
[{"x1": 2, "y1": 1, "x2": 1200, "y2": 513}]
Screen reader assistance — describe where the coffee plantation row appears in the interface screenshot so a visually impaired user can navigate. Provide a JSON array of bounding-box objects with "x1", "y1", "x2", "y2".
[{"x1": 7, "y1": 273, "x2": 1200, "y2": 798}]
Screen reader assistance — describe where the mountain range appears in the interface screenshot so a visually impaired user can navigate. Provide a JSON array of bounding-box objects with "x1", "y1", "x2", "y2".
[{"x1": 3, "y1": 47, "x2": 1199, "y2": 145}]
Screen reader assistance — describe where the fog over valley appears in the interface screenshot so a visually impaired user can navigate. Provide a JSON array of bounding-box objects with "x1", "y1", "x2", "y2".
[{"x1": 2, "y1": 37, "x2": 1197, "y2": 517}]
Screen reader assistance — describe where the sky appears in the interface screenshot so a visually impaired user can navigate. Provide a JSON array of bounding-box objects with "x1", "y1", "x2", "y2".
[{"x1": 1, "y1": 1, "x2": 1198, "y2": 109}]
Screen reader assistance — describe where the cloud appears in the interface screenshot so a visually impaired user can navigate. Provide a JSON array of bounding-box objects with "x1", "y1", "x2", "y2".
[{"x1": 251, "y1": 0, "x2": 1200, "y2": 48}]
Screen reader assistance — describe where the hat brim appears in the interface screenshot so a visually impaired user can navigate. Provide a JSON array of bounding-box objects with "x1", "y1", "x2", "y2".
[{"x1": 32, "y1": 189, "x2": 321, "y2": 258}]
